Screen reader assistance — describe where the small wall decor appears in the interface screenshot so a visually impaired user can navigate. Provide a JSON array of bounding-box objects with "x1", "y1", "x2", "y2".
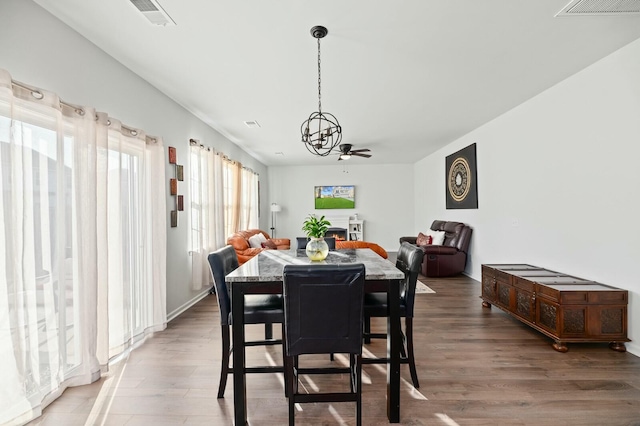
[
  {"x1": 445, "y1": 143, "x2": 478, "y2": 209},
  {"x1": 167, "y1": 145, "x2": 182, "y2": 227}
]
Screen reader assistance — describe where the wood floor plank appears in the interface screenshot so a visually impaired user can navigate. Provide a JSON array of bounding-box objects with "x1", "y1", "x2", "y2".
[{"x1": 28, "y1": 274, "x2": 640, "y2": 425}]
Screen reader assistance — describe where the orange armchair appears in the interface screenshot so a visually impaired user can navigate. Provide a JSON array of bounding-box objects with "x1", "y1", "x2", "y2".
[
  {"x1": 227, "y1": 229, "x2": 290, "y2": 265},
  {"x1": 336, "y1": 240, "x2": 388, "y2": 259}
]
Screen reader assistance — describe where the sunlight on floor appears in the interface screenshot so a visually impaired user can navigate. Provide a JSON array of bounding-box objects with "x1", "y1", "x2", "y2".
[
  {"x1": 328, "y1": 404, "x2": 349, "y2": 425},
  {"x1": 262, "y1": 341, "x2": 428, "y2": 421},
  {"x1": 361, "y1": 346, "x2": 428, "y2": 400},
  {"x1": 435, "y1": 413, "x2": 461, "y2": 425},
  {"x1": 83, "y1": 359, "x2": 129, "y2": 426}
]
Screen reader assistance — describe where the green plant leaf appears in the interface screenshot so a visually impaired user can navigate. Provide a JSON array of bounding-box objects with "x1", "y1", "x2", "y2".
[{"x1": 301, "y1": 214, "x2": 332, "y2": 238}]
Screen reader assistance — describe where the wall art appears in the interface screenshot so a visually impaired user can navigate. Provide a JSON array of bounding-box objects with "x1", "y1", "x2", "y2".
[
  {"x1": 445, "y1": 143, "x2": 478, "y2": 209},
  {"x1": 314, "y1": 185, "x2": 355, "y2": 209}
]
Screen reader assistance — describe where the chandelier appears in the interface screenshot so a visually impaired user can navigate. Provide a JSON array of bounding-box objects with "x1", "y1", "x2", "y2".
[{"x1": 301, "y1": 26, "x2": 342, "y2": 157}]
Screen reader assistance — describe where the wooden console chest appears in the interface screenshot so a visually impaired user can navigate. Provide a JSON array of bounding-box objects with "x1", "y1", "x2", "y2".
[{"x1": 481, "y1": 264, "x2": 629, "y2": 352}]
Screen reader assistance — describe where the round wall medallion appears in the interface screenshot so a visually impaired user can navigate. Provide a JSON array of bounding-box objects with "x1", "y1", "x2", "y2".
[{"x1": 448, "y1": 157, "x2": 471, "y2": 202}]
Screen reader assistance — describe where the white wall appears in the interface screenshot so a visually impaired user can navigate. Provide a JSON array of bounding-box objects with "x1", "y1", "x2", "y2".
[
  {"x1": 268, "y1": 164, "x2": 413, "y2": 251},
  {"x1": 0, "y1": 0, "x2": 270, "y2": 317},
  {"x1": 414, "y1": 37, "x2": 640, "y2": 355}
]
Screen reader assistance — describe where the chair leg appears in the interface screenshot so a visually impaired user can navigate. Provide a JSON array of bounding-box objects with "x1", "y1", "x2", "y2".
[
  {"x1": 217, "y1": 325, "x2": 230, "y2": 398},
  {"x1": 288, "y1": 367, "x2": 295, "y2": 426},
  {"x1": 265, "y1": 322, "x2": 273, "y2": 340},
  {"x1": 349, "y1": 353, "x2": 356, "y2": 393},
  {"x1": 288, "y1": 355, "x2": 299, "y2": 426},
  {"x1": 406, "y1": 318, "x2": 420, "y2": 389},
  {"x1": 282, "y1": 323, "x2": 290, "y2": 397},
  {"x1": 294, "y1": 356, "x2": 299, "y2": 394},
  {"x1": 364, "y1": 316, "x2": 371, "y2": 344},
  {"x1": 356, "y1": 354, "x2": 362, "y2": 426},
  {"x1": 400, "y1": 329, "x2": 407, "y2": 359}
]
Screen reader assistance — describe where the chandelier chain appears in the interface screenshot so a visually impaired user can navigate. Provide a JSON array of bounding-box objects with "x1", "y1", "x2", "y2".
[
  {"x1": 300, "y1": 25, "x2": 342, "y2": 157},
  {"x1": 317, "y1": 37, "x2": 322, "y2": 113}
]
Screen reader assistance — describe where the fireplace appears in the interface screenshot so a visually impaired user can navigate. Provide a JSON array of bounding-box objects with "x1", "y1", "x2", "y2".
[{"x1": 327, "y1": 227, "x2": 347, "y2": 241}]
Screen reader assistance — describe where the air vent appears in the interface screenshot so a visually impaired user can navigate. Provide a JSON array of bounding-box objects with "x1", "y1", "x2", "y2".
[
  {"x1": 244, "y1": 120, "x2": 261, "y2": 128},
  {"x1": 556, "y1": 0, "x2": 640, "y2": 15},
  {"x1": 130, "y1": 0, "x2": 176, "y2": 26}
]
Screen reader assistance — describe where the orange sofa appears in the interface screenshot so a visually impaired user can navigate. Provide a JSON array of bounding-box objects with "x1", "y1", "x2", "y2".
[
  {"x1": 227, "y1": 229, "x2": 290, "y2": 265},
  {"x1": 336, "y1": 240, "x2": 388, "y2": 259}
]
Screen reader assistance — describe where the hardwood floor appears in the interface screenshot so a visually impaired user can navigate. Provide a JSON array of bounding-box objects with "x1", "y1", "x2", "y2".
[{"x1": 28, "y1": 274, "x2": 640, "y2": 425}]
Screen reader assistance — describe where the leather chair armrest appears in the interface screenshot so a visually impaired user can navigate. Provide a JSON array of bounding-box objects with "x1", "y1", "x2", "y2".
[
  {"x1": 271, "y1": 238, "x2": 290, "y2": 249},
  {"x1": 238, "y1": 247, "x2": 264, "y2": 257},
  {"x1": 399, "y1": 236, "x2": 417, "y2": 245},
  {"x1": 421, "y1": 245, "x2": 459, "y2": 255}
]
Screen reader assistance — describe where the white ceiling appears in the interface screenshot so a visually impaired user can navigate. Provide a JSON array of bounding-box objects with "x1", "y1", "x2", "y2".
[{"x1": 33, "y1": 0, "x2": 640, "y2": 166}]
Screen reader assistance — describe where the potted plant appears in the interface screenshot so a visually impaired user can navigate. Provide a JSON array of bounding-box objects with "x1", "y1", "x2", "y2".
[{"x1": 301, "y1": 214, "x2": 331, "y2": 261}]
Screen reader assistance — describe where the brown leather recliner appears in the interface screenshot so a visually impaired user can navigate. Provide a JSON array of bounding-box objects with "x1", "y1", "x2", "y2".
[
  {"x1": 399, "y1": 220, "x2": 472, "y2": 277},
  {"x1": 227, "y1": 229, "x2": 290, "y2": 265}
]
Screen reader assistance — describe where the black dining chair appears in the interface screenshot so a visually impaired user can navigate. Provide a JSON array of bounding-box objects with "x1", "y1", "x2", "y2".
[
  {"x1": 282, "y1": 264, "x2": 366, "y2": 426},
  {"x1": 296, "y1": 236, "x2": 336, "y2": 250},
  {"x1": 208, "y1": 245, "x2": 286, "y2": 398},
  {"x1": 362, "y1": 241, "x2": 424, "y2": 388}
]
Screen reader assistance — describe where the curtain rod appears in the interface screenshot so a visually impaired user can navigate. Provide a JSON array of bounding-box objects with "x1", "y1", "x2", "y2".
[
  {"x1": 190, "y1": 138, "x2": 258, "y2": 175},
  {"x1": 10, "y1": 79, "x2": 85, "y2": 116},
  {"x1": 11, "y1": 78, "x2": 157, "y2": 144}
]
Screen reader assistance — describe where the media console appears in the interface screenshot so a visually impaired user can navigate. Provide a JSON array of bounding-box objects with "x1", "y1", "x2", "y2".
[{"x1": 481, "y1": 264, "x2": 629, "y2": 352}]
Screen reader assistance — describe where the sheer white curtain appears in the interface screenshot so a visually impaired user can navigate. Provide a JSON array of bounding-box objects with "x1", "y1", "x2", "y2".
[
  {"x1": 189, "y1": 143, "x2": 225, "y2": 290},
  {"x1": 223, "y1": 159, "x2": 242, "y2": 239},
  {"x1": 101, "y1": 117, "x2": 167, "y2": 359},
  {"x1": 0, "y1": 69, "x2": 166, "y2": 425},
  {"x1": 240, "y1": 167, "x2": 259, "y2": 230}
]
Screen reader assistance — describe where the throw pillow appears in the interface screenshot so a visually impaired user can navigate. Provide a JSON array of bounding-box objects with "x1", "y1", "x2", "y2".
[
  {"x1": 261, "y1": 239, "x2": 278, "y2": 249},
  {"x1": 416, "y1": 232, "x2": 432, "y2": 246},
  {"x1": 248, "y1": 233, "x2": 267, "y2": 248},
  {"x1": 427, "y1": 229, "x2": 446, "y2": 246}
]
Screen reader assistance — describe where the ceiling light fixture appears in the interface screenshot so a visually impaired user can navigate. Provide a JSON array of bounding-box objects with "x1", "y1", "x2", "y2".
[{"x1": 300, "y1": 26, "x2": 342, "y2": 157}]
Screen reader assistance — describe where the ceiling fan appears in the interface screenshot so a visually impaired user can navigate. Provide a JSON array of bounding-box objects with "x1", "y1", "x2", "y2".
[{"x1": 337, "y1": 144, "x2": 372, "y2": 160}]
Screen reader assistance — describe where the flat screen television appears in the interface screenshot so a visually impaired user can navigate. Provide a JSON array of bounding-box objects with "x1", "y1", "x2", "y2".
[{"x1": 314, "y1": 185, "x2": 355, "y2": 209}]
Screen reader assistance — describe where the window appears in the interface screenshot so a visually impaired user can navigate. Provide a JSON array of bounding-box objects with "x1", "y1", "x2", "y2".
[
  {"x1": 188, "y1": 144, "x2": 258, "y2": 290},
  {"x1": 0, "y1": 70, "x2": 167, "y2": 425}
]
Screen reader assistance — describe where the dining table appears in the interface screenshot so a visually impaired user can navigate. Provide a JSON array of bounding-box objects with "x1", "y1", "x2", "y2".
[{"x1": 225, "y1": 248, "x2": 405, "y2": 425}]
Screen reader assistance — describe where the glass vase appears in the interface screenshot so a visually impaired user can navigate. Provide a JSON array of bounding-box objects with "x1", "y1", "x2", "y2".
[{"x1": 305, "y1": 237, "x2": 329, "y2": 261}]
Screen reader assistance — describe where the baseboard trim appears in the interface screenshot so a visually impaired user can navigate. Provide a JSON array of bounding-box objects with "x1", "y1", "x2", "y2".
[
  {"x1": 167, "y1": 286, "x2": 212, "y2": 323},
  {"x1": 625, "y1": 342, "x2": 640, "y2": 358}
]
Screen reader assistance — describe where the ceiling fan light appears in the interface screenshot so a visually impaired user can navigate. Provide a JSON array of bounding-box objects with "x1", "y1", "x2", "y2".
[{"x1": 340, "y1": 154, "x2": 351, "y2": 160}]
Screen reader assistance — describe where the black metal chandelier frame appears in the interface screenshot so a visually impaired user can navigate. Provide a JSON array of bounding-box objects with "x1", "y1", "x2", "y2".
[{"x1": 300, "y1": 25, "x2": 342, "y2": 157}]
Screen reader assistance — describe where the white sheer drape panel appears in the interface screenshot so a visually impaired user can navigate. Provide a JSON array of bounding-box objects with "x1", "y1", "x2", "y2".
[
  {"x1": 241, "y1": 168, "x2": 259, "y2": 230},
  {"x1": 0, "y1": 69, "x2": 102, "y2": 425},
  {"x1": 189, "y1": 145, "x2": 225, "y2": 290},
  {"x1": 146, "y1": 137, "x2": 168, "y2": 334},
  {"x1": 224, "y1": 159, "x2": 242, "y2": 239},
  {"x1": 0, "y1": 69, "x2": 166, "y2": 426},
  {"x1": 103, "y1": 119, "x2": 167, "y2": 359}
]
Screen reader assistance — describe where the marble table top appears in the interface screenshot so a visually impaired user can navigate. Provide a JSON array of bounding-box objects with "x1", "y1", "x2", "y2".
[{"x1": 226, "y1": 248, "x2": 404, "y2": 282}]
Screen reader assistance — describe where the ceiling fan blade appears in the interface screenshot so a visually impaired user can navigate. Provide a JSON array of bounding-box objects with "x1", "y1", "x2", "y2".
[
  {"x1": 353, "y1": 152, "x2": 372, "y2": 158},
  {"x1": 350, "y1": 148, "x2": 371, "y2": 153}
]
